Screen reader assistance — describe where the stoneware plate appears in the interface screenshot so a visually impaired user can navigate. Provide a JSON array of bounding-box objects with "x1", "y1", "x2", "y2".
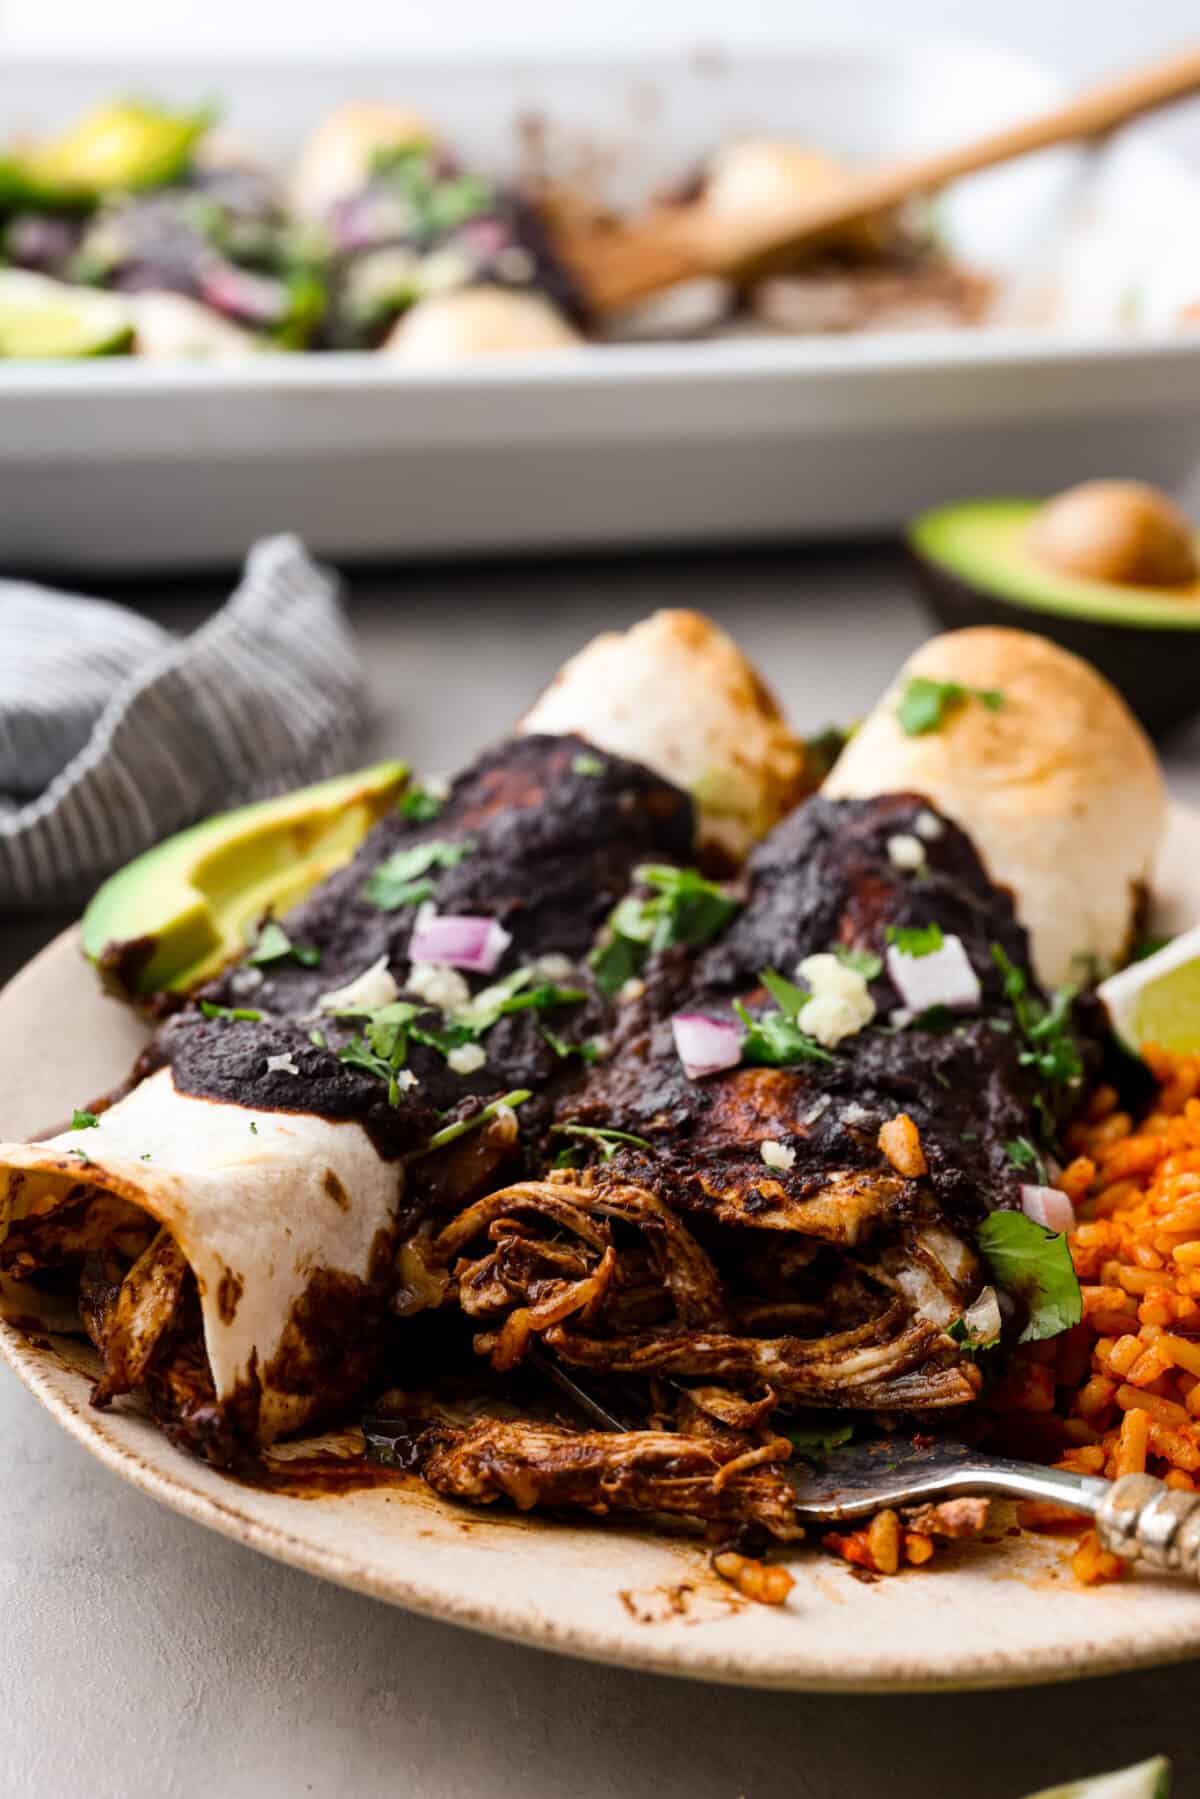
[{"x1": 4, "y1": 809, "x2": 1200, "y2": 1694}]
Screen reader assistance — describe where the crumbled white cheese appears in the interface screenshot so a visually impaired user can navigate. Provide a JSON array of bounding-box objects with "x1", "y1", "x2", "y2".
[
  {"x1": 914, "y1": 809, "x2": 945, "y2": 842},
  {"x1": 447, "y1": 1042, "x2": 487, "y2": 1076},
  {"x1": 887, "y1": 833, "x2": 927, "y2": 872},
  {"x1": 840, "y1": 1101, "x2": 876, "y2": 1128},
  {"x1": 395, "y1": 1069, "x2": 419, "y2": 1092},
  {"x1": 425, "y1": 774, "x2": 450, "y2": 801},
  {"x1": 760, "y1": 1138, "x2": 796, "y2": 1171},
  {"x1": 265, "y1": 1052, "x2": 300, "y2": 1076},
  {"x1": 797, "y1": 1093, "x2": 832, "y2": 1126},
  {"x1": 407, "y1": 961, "x2": 472, "y2": 1012},
  {"x1": 618, "y1": 977, "x2": 647, "y2": 1004},
  {"x1": 317, "y1": 955, "x2": 398, "y2": 1015},
  {"x1": 230, "y1": 966, "x2": 264, "y2": 996},
  {"x1": 794, "y1": 953, "x2": 875, "y2": 1048},
  {"x1": 534, "y1": 953, "x2": 576, "y2": 983}
]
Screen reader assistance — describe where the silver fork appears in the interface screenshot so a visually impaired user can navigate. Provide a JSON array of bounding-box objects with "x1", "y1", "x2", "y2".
[{"x1": 537, "y1": 1357, "x2": 1200, "y2": 1580}]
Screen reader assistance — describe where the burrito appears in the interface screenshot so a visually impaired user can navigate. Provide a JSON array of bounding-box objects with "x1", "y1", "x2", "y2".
[{"x1": 1, "y1": 614, "x2": 799, "y2": 1464}]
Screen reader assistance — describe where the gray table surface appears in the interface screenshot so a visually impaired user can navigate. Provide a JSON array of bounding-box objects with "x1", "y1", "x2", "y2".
[{"x1": 4, "y1": 542, "x2": 1200, "y2": 1799}]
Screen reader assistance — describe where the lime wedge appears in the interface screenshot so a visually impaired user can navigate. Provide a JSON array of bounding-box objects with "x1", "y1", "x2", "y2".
[
  {"x1": 1100, "y1": 925, "x2": 1200, "y2": 1055},
  {"x1": 0, "y1": 271, "x2": 134, "y2": 359},
  {"x1": 1021, "y1": 1756, "x2": 1170, "y2": 1799}
]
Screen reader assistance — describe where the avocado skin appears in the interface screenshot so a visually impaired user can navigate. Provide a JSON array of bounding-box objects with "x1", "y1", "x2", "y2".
[{"x1": 910, "y1": 550, "x2": 1199, "y2": 740}]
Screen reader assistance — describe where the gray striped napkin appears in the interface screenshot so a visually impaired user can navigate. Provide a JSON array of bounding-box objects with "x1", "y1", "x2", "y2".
[{"x1": 0, "y1": 535, "x2": 368, "y2": 911}]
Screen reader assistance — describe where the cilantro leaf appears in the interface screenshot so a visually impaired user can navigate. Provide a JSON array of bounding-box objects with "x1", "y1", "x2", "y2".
[
  {"x1": 835, "y1": 945, "x2": 883, "y2": 980},
  {"x1": 70, "y1": 1109, "x2": 99, "y2": 1130},
  {"x1": 785, "y1": 1418, "x2": 855, "y2": 1457},
  {"x1": 1004, "y1": 1136, "x2": 1046, "y2": 1181},
  {"x1": 572, "y1": 753, "x2": 605, "y2": 776},
  {"x1": 977, "y1": 1210, "x2": 1082, "y2": 1343},
  {"x1": 896, "y1": 677, "x2": 1006, "y2": 737},
  {"x1": 418, "y1": 1089, "x2": 531, "y2": 1156},
  {"x1": 398, "y1": 783, "x2": 446, "y2": 823},
  {"x1": 363, "y1": 837, "x2": 476, "y2": 911},
  {"x1": 590, "y1": 865, "x2": 739, "y2": 996},
  {"x1": 248, "y1": 921, "x2": 321, "y2": 968},
  {"x1": 199, "y1": 1001, "x2": 263, "y2": 1022},
  {"x1": 735, "y1": 997, "x2": 834, "y2": 1067},
  {"x1": 759, "y1": 967, "x2": 808, "y2": 1018},
  {"x1": 885, "y1": 922, "x2": 945, "y2": 958},
  {"x1": 551, "y1": 1122, "x2": 654, "y2": 1161},
  {"x1": 991, "y1": 944, "x2": 1083, "y2": 1090}
]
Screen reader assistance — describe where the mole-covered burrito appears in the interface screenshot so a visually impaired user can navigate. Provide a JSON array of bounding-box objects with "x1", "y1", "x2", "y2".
[{"x1": 0, "y1": 615, "x2": 806, "y2": 1464}]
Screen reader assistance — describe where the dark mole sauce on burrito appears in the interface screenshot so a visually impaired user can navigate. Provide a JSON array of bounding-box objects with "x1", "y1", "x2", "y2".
[
  {"x1": 138, "y1": 735, "x2": 696, "y2": 1158},
  {"x1": 565, "y1": 793, "x2": 1099, "y2": 1228}
]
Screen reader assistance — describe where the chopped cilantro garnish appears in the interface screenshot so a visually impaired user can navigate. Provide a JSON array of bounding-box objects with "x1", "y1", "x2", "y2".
[
  {"x1": 785, "y1": 1418, "x2": 855, "y2": 1457},
  {"x1": 541, "y1": 1025, "x2": 602, "y2": 1063},
  {"x1": 590, "y1": 865, "x2": 739, "y2": 996},
  {"x1": 572, "y1": 753, "x2": 605, "y2": 776},
  {"x1": 551, "y1": 1122, "x2": 654, "y2": 1161},
  {"x1": 977, "y1": 1209, "x2": 1082, "y2": 1343},
  {"x1": 419, "y1": 1089, "x2": 531, "y2": 1156},
  {"x1": 1004, "y1": 1136, "x2": 1046, "y2": 1181},
  {"x1": 735, "y1": 969, "x2": 834, "y2": 1068},
  {"x1": 199, "y1": 1001, "x2": 263, "y2": 1022},
  {"x1": 67, "y1": 1147, "x2": 91, "y2": 1165},
  {"x1": 835, "y1": 945, "x2": 883, "y2": 980},
  {"x1": 140, "y1": 1152, "x2": 152, "y2": 1161},
  {"x1": 802, "y1": 725, "x2": 852, "y2": 784},
  {"x1": 760, "y1": 967, "x2": 809, "y2": 1017},
  {"x1": 336, "y1": 1000, "x2": 429, "y2": 1104},
  {"x1": 398, "y1": 782, "x2": 445, "y2": 823},
  {"x1": 70, "y1": 1109, "x2": 99, "y2": 1130},
  {"x1": 248, "y1": 921, "x2": 321, "y2": 968},
  {"x1": 991, "y1": 944, "x2": 1083, "y2": 1091},
  {"x1": 552, "y1": 1145, "x2": 584, "y2": 1170},
  {"x1": 886, "y1": 922, "x2": 945, "y2": 958},
  {"x1": 249, "y1": 1121, "x2": 258, "y2": 1135},
  {"x1": 363, "y1": 837, "x2": 476, "y2": 911},
  {"x1": 453, "y1": 968, "x2": 586, "y2": 1038},
  {"x1": 309, "y1": 1028, "x2": 327, "y2": 1048},
  {"x1": 896, "y1": 677, "x2": 1006, "y2": 736}
]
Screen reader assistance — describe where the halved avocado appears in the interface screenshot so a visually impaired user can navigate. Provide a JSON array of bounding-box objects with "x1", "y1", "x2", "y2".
[
  {"x1": 909, "y1": 494, "x2": 1200, "y2": 737},
  {"x1": 0, "y1": 99, "x2": 213, "y2": 210},
  {"x1": 82, "y1": 760, "x2": 407, "y2": 1001}
]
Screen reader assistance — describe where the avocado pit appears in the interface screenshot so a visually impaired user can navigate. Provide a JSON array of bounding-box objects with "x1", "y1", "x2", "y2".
[{"x1": 1026, "y1": 480, "x2": 1199, "y2": 591}]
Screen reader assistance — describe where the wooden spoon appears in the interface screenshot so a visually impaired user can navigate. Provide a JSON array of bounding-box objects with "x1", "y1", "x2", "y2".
[{"x1": 547, "y1": 45, "x2": 1200, "y2": 316}]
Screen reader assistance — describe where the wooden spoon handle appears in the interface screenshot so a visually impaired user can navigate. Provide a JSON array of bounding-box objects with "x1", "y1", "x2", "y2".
[
  {"x1": 802, "y1": 44, "x2": 1200, "y2": 230},
  {"x1": 561, "y1": 46, "x2": 1200, "y2": 314}
]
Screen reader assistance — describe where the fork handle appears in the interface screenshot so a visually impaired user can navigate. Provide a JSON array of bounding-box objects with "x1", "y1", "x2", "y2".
[{"x1": 1096, "y1": 1473, "x2": 1200, "y2": 1577}]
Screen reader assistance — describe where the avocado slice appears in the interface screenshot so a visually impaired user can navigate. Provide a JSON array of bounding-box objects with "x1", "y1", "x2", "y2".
[
  {"x1": 82, "y1": 760, "x2": 407, "y2": 1001},
  {"x1": 0, "y1": 270, "x2": 134, "y2": 358},
  {"x1": 1021, "y1": 1756, "x2": 1170, "y2": 1799},
  {"x1": 0, "y1": 99, "x2": 213, "y2": 210},
  {"x1": 909, "y1": 497, "x2": 1200, "y2": 737}
]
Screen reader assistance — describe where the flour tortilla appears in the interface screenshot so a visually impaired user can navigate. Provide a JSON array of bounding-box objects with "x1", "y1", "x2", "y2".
[{"x1": 0, "y1": 1067, "x2": 401, "y2": 1442}]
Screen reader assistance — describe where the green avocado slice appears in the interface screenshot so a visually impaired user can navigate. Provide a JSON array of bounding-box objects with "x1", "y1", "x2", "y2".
[
  {"x1": 0, "y1": 271, "x2": 134, "y2": 358},
  {"x1": 908, "y1": 499, "x2": 1200, "y2": 737},
  {"x1": 1020, "y1": 1755, "x2": 1170, "y2": 1799},
  {"x1": 910, "y1": 500, "x2": 1200, "y2": 629},
  {"x1": 82, "y1": 760, "x2": 407, "y2": 1001},
  {"x1": 0, "y1": 99, "x2": 213, "y2": 209}
]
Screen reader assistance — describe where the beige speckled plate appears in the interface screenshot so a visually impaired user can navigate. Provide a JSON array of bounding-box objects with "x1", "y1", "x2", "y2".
[{"x1": 4, "y1": 809, "x2": 1200, "y2": 1693}]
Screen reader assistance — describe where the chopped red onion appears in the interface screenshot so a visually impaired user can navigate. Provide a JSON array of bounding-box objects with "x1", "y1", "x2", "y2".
[
  {"x1": 1020, "y1": 1184, "x2": 1076, "y2": 1233},
  {"x1": 671, "y1": 1012, "x2": 742, "y2": 1081},
  {"x1": 200, "y1": 265, "x2": 288, "y2": 326},
  {"x1": 409, "y1": 913, "x2": 512, "y2": 973},
  {"x1": 886, "y1": 934, "x2": 981, "y2": 1014}
]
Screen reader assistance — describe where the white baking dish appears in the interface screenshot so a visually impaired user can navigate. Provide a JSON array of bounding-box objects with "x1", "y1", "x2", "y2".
[{"x1": 1, "y1": 42, "x2": 1199, "y2": 570}]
